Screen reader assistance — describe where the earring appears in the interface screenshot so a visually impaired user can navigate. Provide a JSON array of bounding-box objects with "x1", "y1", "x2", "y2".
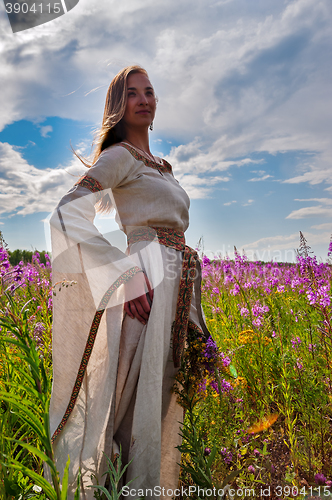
[{"x1": 149, "y1": 122, "x2": 153, "y2": 131}]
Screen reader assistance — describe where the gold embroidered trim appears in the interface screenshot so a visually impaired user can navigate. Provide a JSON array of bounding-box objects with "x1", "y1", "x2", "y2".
[
  {"x1": 128, "y1": 226, "x2": 185, "y2": 250},
  {"x1": 120, "y1": 143, "x2": 172, "y2": 174},
  {"x1": 75, "y1": 176, "x2": 103, "y2": 194}
]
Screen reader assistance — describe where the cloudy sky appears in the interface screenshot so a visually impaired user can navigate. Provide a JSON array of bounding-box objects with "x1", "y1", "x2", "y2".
[{"x1": 0, "y1": 0, "x2": 331, "y2": 261}]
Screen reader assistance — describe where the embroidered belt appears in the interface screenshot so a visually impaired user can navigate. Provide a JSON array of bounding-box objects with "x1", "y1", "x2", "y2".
[{"x1": 128, "y1": 226, "x2": 199, "y2": 368}]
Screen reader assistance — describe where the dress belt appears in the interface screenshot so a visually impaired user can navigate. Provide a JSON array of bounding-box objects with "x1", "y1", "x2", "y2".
[{"x1": 127, "y1": 226, "x2": 210, "y2": 367}]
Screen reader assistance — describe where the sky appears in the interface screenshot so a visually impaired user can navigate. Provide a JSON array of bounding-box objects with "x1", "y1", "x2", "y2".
[{"x1": 0, "y1": 0, "x2": 332, "y2": 262}]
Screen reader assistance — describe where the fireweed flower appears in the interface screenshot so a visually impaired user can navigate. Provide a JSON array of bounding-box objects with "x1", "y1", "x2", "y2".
[
  {"x1": 315, "y1": 473, "x2": 327, "y2": 485},
  {"x1": 231, "y1": 284, "x2": 240, "y2": 296},
  {"x1": 328, "y1": 241, "x2": 332, "y2": 257},
  {"x1": 220, "y1": 352, "x2": 231, "y2": 367},
  {"x1": 240, "y1": 307, "x2": 249, "y2": 317},
  {"x1": 212, "y1": 307, "x2": 222, "y2": 314},
  {"x1": 220, "y1": 448, "x2": 233, "y2": 464},
  {"x1": 296, "y1": 359, "x2": 303, "y2": 370},
  {"x1": 291, "y1": 337, "x2": 301, "y2": 349},
  {"x1": 252, "y1": 317, "x2": 262, "y2": 328}
]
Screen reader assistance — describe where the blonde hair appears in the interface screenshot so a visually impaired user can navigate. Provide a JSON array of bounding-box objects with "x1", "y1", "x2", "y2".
[{"x1": 75, "y1": 65, "x2": 150, "y2": 212}]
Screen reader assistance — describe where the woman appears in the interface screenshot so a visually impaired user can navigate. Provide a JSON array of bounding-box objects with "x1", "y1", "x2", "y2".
[{"x1": 49, "y1": 65, "x2": 209, "y2": 499}]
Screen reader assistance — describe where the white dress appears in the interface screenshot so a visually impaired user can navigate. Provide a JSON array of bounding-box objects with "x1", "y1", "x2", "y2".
[{"x1": 49, "y1": 143, "x2": 205, "y2": 499}]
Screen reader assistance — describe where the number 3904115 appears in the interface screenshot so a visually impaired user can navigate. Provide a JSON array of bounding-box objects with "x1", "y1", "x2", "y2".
[{"x1": 5, "y1": 3, "x2": 61, "y2": 14}]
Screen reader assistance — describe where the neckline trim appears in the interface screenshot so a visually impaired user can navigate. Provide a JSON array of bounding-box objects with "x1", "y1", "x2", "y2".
[{"x1": 120, "y1": 142, "x2": 172, "y2": 174}]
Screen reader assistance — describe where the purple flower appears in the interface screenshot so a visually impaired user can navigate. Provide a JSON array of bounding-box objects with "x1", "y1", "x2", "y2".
[
  {"x1": 220, "y1": 352, "x2": 231, "y2": 367},
  {"x1": 308, "y1": 343, "x2": 317, "y2": 352},
  {"x1": 199, "y1": 379, "x2": 207, "y2": 393},
  {"x1": 328, "y1": 240, "x2": 332, "y2": 257},
  {"x1": 202, "y1": 256, "x2": 211, "y2": 266},
  {"x1": 272, "y1": 331, "x2": 276, "y2": 338},
  {"x1": 291, "y1": 337, "x2": 301, "y2": 349},
  {"x1": 220, "y1": 448, "x2": 233, "y2": 464},
  {"x1": 248, "y1": 465, "x2": 255, "y2": 474},
  {"x1": 315, "y1": 473, "x2": 327, "y2": 485},
  {"x1": 204, "y1": 447, "x2": 211, "y2": 456},
  {"x1": 296, "y1": 358, "x2": 303, "y2": 370},
  {"x1": 252, "y1": 317, "x2": 262, "y2": 328},
  {"x1": 240, "y1": 307, "x2": 249, "y2": 317},
  {"x1": 253, "y1": 449, "x2": 261, "y2": 457},
  {"x1": 34, "y1": 322, "x2": 45, "y2": 335},
  {"x1": 326, "y1": 480, "x2": 332, "y2": 488},
  {"x1": 212, "y1": 307, "x2": 222, "y2": 314}
]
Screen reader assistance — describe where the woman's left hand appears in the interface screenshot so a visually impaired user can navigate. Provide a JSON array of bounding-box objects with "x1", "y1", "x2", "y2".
[{"x1": 124, "y1": 271, "x2": 154, "y2": 325}]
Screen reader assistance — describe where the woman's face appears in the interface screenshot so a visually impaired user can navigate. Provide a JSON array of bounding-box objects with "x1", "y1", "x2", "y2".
[{"x1": 122, "y1": 72, "x2": 156, "y2": 133}]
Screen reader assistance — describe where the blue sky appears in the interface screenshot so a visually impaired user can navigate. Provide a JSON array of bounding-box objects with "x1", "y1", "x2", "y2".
[{"x1": 0, "y1": 0, "x2": 332, "y2": 261}]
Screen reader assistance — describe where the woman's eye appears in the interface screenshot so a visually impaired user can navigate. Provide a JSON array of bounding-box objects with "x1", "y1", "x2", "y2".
[
  {"x1": 146, "y1": 91, "x2": 154, "y2": 96},
  {"x1": 128, "y1": 92, "x2": 136, "y2": 97}
]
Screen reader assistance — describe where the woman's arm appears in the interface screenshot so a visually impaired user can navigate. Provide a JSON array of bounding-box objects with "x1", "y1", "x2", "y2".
[{"x1": 50, "y1": 146, "x2": 153, "y2": 319}]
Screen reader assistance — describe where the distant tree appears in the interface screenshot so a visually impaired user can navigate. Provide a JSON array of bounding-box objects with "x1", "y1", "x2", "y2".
[{"x1": 8, "y1": 249, "x2": 49, "y2": 266}]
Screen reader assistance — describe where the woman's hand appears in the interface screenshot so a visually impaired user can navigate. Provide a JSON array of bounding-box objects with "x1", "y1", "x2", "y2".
[{"x1": 124, "y1": 271, "x2": 154, "y2": 325}]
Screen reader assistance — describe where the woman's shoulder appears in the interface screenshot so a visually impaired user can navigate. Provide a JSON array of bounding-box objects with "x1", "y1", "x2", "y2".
[
  {"x1": 98, "y1": 143, "x2": 136, "y2": 165},
  {"x1": 84, "y1": 143, "x2": 137, "y2": 189}
]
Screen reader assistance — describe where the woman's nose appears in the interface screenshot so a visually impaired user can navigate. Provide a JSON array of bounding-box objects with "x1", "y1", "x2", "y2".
[{"x1": 139, "y1": 93, "x2": 148, "y2": 105}]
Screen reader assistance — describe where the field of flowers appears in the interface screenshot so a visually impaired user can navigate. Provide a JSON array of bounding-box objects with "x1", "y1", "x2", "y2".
[{"x1": 1, "y1": 232, "x2": 332, "y2": 499}]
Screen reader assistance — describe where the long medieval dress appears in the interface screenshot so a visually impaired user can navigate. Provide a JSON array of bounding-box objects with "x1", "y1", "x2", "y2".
[{"x1": 49, "y1": 143, "x2": 208, "y2": 499}]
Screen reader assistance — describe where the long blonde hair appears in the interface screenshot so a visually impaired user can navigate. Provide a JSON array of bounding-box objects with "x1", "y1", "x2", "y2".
[{"x1": 76, "y1": 65, "x2": 149, "y2": 212}]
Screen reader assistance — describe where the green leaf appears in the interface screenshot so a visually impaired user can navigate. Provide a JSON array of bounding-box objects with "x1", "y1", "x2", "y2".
[
  {"x1": 221, "y1": 469, "x2": 240, "y2": 488},
  {"x1": 4, "y1": 459, "x2": 57, "y2": 500},
  {"x1": 73, "y1": 470, "x2": 81, "y2": 500},
  {"x1": 87, "y1": 484, "x2": 112, "y2": 500},
  {"x1": 60, "y1": 455, "x2": 70, "y2": 500},
  {"x1": 206, "y1": 445, "x2": 217, "y2": 469},
  {"x1": 0, "y1": 393, "x2": 46, "y2": 439},
  {"x1": 4, "y1": 438, "x2": 55, "y2": 471},
  {"x1": 229, "y1": 364, "x2": 238, "y2": 379}
]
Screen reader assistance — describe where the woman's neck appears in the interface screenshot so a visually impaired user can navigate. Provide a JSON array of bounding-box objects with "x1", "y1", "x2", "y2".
[{"x1": 123, "y1": 129, "x2": 151, "y2": 155}]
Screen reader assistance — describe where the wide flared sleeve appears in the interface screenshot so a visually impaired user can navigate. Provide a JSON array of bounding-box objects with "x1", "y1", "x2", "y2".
[
  {"x1": 50, "y1": 145, "x2": 142, "y2": 309},
  {"x1": 49, "y1": 145, "x2": 144, "y2": 446}
]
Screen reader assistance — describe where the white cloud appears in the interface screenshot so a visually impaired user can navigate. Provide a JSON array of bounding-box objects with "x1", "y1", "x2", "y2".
[
  {"x1": 311, "y1": 222, "x2": 332, "y2": 230},
  {"x1": 241, "y1": 230, "x2": 331, "y2": 261},
  {"x1": 39, "y1": 125, "x2": 53, "y2": 138},
  {"x1": 0, "y1": 142, "x2": 85, "y2": 216},
  {"x1": 243, "y1": 199, "x2": 254, "y2": 206},
  {"x1": 286, "y1": 197, "x2": 332, "y2": 219},
  {"x1": 286, "y1": 206, "x2": 332, "y2": 219},
  {"x1": 248, "y1": 174, "x2": 273, "y2": 182},
  {"x1": 224, "y1": 200, "x2": 237, "y2": 206},
  {"x1": 176, "y1": 172, "x2": 230, "y2": 199}
]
